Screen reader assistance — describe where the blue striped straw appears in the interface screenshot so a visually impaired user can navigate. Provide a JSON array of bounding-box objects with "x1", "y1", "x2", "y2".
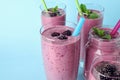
[{"x1": 72, "y1": 17, "x2": 85, "y2": 36}]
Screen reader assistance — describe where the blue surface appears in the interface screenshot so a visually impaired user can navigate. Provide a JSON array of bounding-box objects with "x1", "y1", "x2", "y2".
[{"x1": 0, "y1": 0, "x2": 119, "y2": 80}]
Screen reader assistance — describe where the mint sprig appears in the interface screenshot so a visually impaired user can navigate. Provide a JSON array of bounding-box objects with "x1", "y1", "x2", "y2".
[
  {"x1": 79, "y1": 4, "x2": 99, "y2": 19},
  {"x1": 51, "y1": 6, "x2": 58, "y2": 13},
  {"x1": 92, "y1": 27, "x2": 112, "y2": 40}
]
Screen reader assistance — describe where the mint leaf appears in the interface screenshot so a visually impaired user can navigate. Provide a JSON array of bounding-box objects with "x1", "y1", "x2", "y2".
[
  {"x1": 79, "y1": 3, "x2": 99, "y2": 19},
  {"x1": 102, "y1": 34, "x2": 111, "y2": 40},
  {"x1": 92, "y1": 27, "x2": 112, "y2": 40},
  {"x1": 80, "y1": 4, "x2": 87, "y2": 13},
  {"x1": 88, "y1": 12, "x2": 99, "y2": 19},
  {"x1": 51, "y1": 6, "x2": 58, "y2": 13},
  {"x1": 98, "y1": 29, "x2": 104, "y2": 37}
]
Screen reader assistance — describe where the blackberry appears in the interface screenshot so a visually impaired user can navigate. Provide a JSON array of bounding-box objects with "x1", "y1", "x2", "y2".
[
  {"x1": 51, "y1": 32, "x2": 60, "y2": 37},
  {"x1": 99, "y1": 64, "x2": 116, "y2": 76},
  {"x1": 114, "y1": 71, "x2": 120, "y2": 77},
  {"x1": 49, "y1": 13, "x2": 57, "y2": 17},
  {"x1": 58, "y1": 35, "x2": 68, "y2": 40},
  {"x1": 62, "y1": 30, "x2": 72, "y2": 36}
]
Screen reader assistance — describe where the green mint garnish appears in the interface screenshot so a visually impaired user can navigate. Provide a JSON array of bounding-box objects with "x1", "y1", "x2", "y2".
[
  {"x1": 92, "y1": 27, "x2": 112, "y2": 40},
  {"x1": 102, "y1": 34, "x2": 111, "y2": 40},
  {"x1": 88, "y1": 12, "x2": 99, "y2": 19},
  {"x1": 79, "y1": 4, "x2": 99, "y2": 19},
  {"x1": 51, "y1": 6, "x2": 58, "y2": 13}
]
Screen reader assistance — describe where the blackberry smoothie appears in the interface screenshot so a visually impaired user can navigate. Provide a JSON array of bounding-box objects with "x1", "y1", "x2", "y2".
[
  {"x1": 85, "y1": 27, "x2": 120, "y2": 79},
  {"x1": 78, "y1": 10, "x2": 103, "y2": 45},
  {"x1": 89, "y1": 59, "x2": 120, "y2": 80},
  {"x1": 41, "y1": 8, "x2": 66, "y2": 26},
  {"x1": 40, "y1": 1, "x2": 66, "y2": 27},
  {"x1": 41, "y1": 24, "x2": 80, "y2": 80}
]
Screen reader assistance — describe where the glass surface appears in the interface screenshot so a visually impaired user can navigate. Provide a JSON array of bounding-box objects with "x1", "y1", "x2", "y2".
[{"x1": 40, "y1": 21, "x2": 80, "y2": 80}]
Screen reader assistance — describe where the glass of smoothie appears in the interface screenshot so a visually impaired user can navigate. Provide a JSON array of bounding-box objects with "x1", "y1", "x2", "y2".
[
  {"x1": 75, "y1": 3, "x2": 104, "y2": 72},
  {"x1": 40, "y1": 0, "x2": 66, "y2": 27},
  {"x1": 89, "y1": 56, "x2": 120, "y2": 80},
  {"x1": 40, "y1": 21, "x2": 80, "y2": 80},
  {"x1": 85, "y1": 26, "x2": 120, "y2": 79},
  {"x1": 77, "y1": 3, "x2": 104, "y2": 44}
]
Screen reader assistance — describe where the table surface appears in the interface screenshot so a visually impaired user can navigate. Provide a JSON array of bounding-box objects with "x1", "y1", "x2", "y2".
[{"x1": 0, "y1": 0, "x2": 119, "y2": 80}]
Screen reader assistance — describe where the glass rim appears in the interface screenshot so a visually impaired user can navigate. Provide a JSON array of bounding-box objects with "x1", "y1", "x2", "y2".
[
  {"x1": 80, "y1": 3, "x2": 104, "y2": 12},
  {"x1": 40, "y1": 21, "x2": 80, "y2": 42},
  {"x1": 40, "y1": 1, "x2": 66, "y2": 11},
  {"x1": 89, "y1": 25, "x2": 120, "y2": 42},
  {"x1": 40, "y1": 21, "x2": 77, "y2": 34}
]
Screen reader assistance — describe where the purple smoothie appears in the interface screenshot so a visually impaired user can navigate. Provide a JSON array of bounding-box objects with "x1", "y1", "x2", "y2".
[
  {"x1": 78, "y1": 10, "x2": 103, "y2": 45},
  {"x1": 41, "y1": 26, "x2": 80, "y2": 80},
  {"x1": 89, "y1": 59, "x2": 120, "y2": 80},
  {"x1": 85, "y1": 27, "x2": 120, "y2": 79},
  {"x1": 41, "y1": 8, "x2": 66, "y2": 27}
]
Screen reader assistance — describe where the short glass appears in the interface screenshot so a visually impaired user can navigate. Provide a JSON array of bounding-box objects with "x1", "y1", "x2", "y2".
[{"x1": 40, "y1": 21, "x2": 80, "y2": 80}]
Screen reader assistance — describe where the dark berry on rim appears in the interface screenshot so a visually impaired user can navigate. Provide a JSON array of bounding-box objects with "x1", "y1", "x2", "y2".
[
  {"x1": 51, "y1": 32, "x2": 60, "y2": 37},
  {"x1": 62, "y1": 30, "x2": 72, "y2": 36},
  {"x1": 58, "y1": 35, "x2": 68, "y2": 40}
]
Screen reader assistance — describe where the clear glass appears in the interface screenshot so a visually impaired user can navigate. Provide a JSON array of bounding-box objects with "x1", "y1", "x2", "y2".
[
  {"x1": 40, "y1": 1, "x2": 66, "y2": 26},
  {"x1": 89, "y1": 56, "x2": 120, "y2": 80},
  {"x1": 84, "y1": 27, "x2": 120, "y2": 79},
  {"x1": 40, "y1": 21, "x2": 80, "y2": 80},
  {"x1": 78, "y1": 3, "x2": 104, "y2": 73}
]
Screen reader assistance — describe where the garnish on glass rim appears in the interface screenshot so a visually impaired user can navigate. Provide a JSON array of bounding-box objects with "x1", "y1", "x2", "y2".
[
  {"x1": 92, "y1": 27, "x2": 112, "y2": 40},
  {"x1": 79, "y1": 4, "x2": 99, "y2": 19},
  {"x1": 75, "y1": 0, "x2": 99, "y2": 19},
  {"x1": 51, "y1": 6, "x2": 58, "y2": 13}
]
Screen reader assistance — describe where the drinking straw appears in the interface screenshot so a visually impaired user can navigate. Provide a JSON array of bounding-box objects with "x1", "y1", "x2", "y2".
[
  {"x1": 75, "y1": 0, "x2": 83, "y2": 16},
  {"x1": 41, "y1": 0, "x2": 48, "y2": 11},
  {"x1": 72, "y1": 17, "x2": 85, "y2": 36},
  {"x1": 110, "y1": 19, "x2": 120, "y2": 36}
]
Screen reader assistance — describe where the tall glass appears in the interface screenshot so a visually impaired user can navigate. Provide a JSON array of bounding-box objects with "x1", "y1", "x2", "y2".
[
  {"x1": 79, "y1": 4, "x2": 104, "y2": 69},
  {"x1": 40, "y1": 1, "x2": 66, "y2": 27},
  {"x1": 89, "y1": 56, "x2": 120, "y2": 80},
  {"x1": 40, "y1": 21, "x2": 80, "y2": 80}
]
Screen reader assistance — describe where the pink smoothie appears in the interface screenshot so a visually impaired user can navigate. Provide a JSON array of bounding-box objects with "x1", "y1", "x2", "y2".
[
  {"x1": 41, "y1": 8, "x2": 66, "y2": 27},
  {"x1": 88, "y1": 60, "x2": 120, "y2": 80},
  {"x1": 41, "y1": 26, "x2": 80, "y2": 80},
  {"x1": 85, "y1": 28, "x2": 120, "y2": 79},
  {"x1": 78, "y1": 10, "x2": 103, "y2": 45}
]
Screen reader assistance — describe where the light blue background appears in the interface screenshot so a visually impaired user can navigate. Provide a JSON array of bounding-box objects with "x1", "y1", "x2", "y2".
[{"x1": 0, "y1": 0, "x2": 119, "y2": 80}]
